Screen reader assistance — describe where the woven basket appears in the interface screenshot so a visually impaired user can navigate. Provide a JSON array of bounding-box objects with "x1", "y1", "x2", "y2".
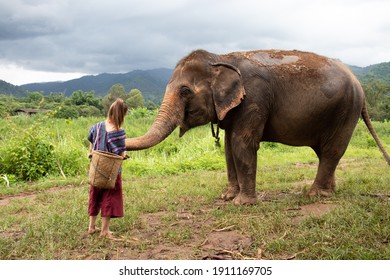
[{"x1": 88, "y1": 150, "x2": 123, "y2": 189}]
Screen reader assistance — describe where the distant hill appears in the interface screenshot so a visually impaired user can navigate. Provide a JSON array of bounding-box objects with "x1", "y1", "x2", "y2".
[
  {"x1": 21, "y1": 68, "x2": 173, "y2": 104},
  {"x1": 348, "y1": 62, "x2": 390, "y2": 83},
  {"x1": 0, "y1": 80, "x2": 27, "y2": 97}
]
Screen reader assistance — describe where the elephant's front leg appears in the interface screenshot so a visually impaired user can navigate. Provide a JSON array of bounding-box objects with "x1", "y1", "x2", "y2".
[
  {"x1": 222, "y1": 129, "x2": 259, "y2": 205},
  {"x1": 231, "y1": 139, "x2": 258, "y2": 205},
  {"x1": 221, "y1": 130, "x2": 240, "y2": 201}
]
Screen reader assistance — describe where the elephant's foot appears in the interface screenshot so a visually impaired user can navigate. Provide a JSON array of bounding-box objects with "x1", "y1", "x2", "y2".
[
  {"x1": 221, "y1": 184, "x2": 239, "y2": 201},
  {"x1": 306, "y1": 184, "x2": 335, "y2": 198},
  {"x1": 233, "y1": 193, "x2": 257, "y2": 206}
]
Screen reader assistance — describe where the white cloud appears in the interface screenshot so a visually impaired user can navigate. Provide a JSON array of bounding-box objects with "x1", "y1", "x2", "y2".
[{"x1": 0, "y1": 63, "x2": 86, "y2": 85}]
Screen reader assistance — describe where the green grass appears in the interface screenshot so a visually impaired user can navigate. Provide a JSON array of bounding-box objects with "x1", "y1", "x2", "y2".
[{"x1": 0, "y1": 115, "x2": 389, "y2": 259}]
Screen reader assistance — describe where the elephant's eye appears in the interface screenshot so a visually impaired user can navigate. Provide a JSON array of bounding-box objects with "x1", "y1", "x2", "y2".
[{"x1": 180, "y1": 87, "x2": 192, "y2": 97}]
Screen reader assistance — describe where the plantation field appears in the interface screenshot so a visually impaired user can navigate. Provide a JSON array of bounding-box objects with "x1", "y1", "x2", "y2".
[{"x1": 0, "y1": 112, "x2": 389, "y2": 260}]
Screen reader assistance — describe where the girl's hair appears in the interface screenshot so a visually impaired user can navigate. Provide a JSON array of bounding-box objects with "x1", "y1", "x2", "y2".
[{"x1": 107, "y1": 98, "x2": 128, "y2": 130}]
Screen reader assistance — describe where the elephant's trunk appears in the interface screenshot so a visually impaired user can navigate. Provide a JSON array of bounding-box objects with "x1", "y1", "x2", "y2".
[{"x1": 125, "y1": 94, "x2": 181, "y2": 151}]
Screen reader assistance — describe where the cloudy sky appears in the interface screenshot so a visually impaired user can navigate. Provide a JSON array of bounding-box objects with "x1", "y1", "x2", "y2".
[{"x1": 1, "y1": 0, "x2": 390, "y2": 85}]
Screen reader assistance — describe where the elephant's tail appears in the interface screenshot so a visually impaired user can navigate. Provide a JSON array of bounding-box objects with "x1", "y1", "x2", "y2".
[{"x1": 361, "y1": 102, "x2": 390, "y2": 165}]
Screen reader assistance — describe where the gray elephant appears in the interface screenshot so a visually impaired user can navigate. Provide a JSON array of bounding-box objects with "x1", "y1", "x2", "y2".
[{"x1": 125, "y1": 49, "x2": 390, "y2": 205}]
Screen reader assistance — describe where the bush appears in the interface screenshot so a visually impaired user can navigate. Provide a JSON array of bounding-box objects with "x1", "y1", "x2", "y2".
[
  {"x1": 54, "y1": 106, "x2": 80, "y2": 119},
  {"x1": 0, "y1": 118, "x2": 56, "y2": 181},
  {"x1": 77, "y1": 105, "x2": 102, "y2": 117},
  {"x1": 128, "y1": 107, "x2": 157, "y2": 119},
  {"x1": 0, "y1": 115, "x2": 93, "y2": 182}
]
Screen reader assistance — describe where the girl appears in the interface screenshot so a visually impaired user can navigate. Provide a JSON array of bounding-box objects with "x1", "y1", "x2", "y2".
[{"x1": 87, "y1": 98, "x2": 128, "y2": 238}]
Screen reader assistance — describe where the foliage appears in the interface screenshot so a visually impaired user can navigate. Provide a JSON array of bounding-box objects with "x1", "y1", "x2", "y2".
[
  {"x1": 102, "y1": 84, "x2": 147, "y2": 113},
  {"x1": 128, "y1": 107, "x2": 157, "y2": 118},
  {"x1": 66, "y1": 90, "x2": 102, "y2": 109},
  {"x1": 362, "y1": 78, "x2": 390, "y2": 121},
  {"x1": 352, "y1": 61, "x2": 390, "y2": 84},
  {"x1": 0, "y1": 115, "x2": 90, "y2": 182},
  {"x1": 77, "y1": 105, "x2": 102, "y2": 117},
  {"x1": 46, "y1": 92, "x2": 65, "y2": 103},
  {"x1": 0, "y1": 115, "x2": 55, "y2": 181},
  {"x1": 102, "y1": 83, "x2": 127, "y2": 112},
  {"x1": 27, "y1": 91, "x2": 45, "y2": 105},
  {"x1": 126, "y1": 89, "x2": 145, "y2": 109},
  {"x1": 0, "y1": 95, "x2": 24, "y2": 118},
  {"x1": 54, "y1": 105, "x2": 80, "y2": 119},
  {"x1": 145, "y1": 100, "x2": 159, "y2": 110},
  {"x1": 0, "y1": 90, "x2": 105, "y2": 118},
  {"x1": 1, "y1": 110, "x2": 388, "y2": 186}
]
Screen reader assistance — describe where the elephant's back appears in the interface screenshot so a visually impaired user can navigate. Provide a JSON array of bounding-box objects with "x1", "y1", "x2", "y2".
[
  {"x1": 240, "y1": 49, "x2": 363, "y2": 104},
  {"x1": 233, "y1": 49, "x2": 330, "y2": 73}
]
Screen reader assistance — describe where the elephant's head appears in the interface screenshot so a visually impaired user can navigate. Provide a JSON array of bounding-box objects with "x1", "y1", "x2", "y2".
[{"x1": 125, "y1": 50, "x2": 246, "y2": 150}]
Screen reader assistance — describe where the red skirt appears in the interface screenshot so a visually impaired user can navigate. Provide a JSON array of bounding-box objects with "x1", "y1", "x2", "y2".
[{"x1": 88, "y1": 172, "x2": 123, "y2": 218}]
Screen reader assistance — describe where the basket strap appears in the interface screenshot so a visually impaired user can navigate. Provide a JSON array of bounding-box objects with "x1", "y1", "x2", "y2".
[
  {"x1": 93, "y1": 123, "x2": 100, "y2": 150},
  {"x1": 92, "y1": 121, "x2": 109, "y2": 152}
]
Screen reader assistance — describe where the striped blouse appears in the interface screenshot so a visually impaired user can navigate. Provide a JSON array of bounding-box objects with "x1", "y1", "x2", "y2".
[{"x1": 88, "y1": 121, "x2": 126, "y2": 155}]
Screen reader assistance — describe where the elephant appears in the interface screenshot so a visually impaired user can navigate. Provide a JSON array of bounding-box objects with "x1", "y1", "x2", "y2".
[{"x1": 125, "y1": 49, "x2": 390, "y2": 205}]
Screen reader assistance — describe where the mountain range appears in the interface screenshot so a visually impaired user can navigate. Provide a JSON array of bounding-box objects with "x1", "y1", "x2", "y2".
[
  {"x1": 1, "y1": 61, "x2": 390, "y2": 104},
  {"x1": 0, "y1": 68, "x2": 173, "y2": 103},
  {"x1": 20, "y1": 68, "x2": 173, "y2": 104}
]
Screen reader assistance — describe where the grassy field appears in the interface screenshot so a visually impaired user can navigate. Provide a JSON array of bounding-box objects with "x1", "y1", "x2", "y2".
[{"x1": 0, "y1": 114, "x2": 389, "y2": 260}]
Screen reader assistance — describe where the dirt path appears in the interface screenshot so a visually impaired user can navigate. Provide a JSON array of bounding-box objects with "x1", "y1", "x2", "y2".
[
  {"x1": 0, "y1": 185, "x2": 75, "y2": 206},
  {"x1": 106, "y1": 208, "x2": 255, "y2": 260}
]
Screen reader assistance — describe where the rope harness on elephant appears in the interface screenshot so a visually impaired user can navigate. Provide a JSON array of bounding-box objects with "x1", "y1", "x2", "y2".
[{"x1": 211, "y1": 122, "x2": 221, "y2": 147}]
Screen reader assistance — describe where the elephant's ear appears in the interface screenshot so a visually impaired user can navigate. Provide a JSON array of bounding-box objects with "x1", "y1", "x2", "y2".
[{"x1": 211, "y1": 63, "x2": 246, "y2": 120}]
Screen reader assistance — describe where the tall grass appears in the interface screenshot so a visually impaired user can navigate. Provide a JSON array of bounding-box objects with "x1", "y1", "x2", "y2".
[{"x1": 0, "y1": 111, "x2": 389, "y2": 192}]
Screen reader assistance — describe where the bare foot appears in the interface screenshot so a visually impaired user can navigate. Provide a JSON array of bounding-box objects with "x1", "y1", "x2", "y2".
[
  {"x1": 100, "y1": 232, "x2": 123, "y2": 241},
  {"x1": 88, "y1": 227, "x2": 100, "y2": 234}
]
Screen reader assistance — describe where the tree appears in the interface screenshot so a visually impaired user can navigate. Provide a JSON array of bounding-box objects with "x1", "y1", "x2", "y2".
[
  {"x1": 27, "y1": 91, "x2": 44, "y2": 106},
  {"x1": 68, "y1": 90, "x2": 102, "y2": 110},
  {"x1": 126, "y1": 89, "x2": 144, "y2": 109},
  {"x1": 77, "y1": 105, "x2": 102, "y2": 117},
  {"x1": 103, "y1": 83, "x2": 127, "y2": 112},
  {"x1": 378, "y1": 95, "x2": 390, "y2": 120},
  {"x1": 68, "y1": 90, "x2": 85, "y2": 106},
  {"x1": 0, "y1": 94, "x2": 21, "y2": 117},
  {"x1": 46, "y1": 92, "x2": 65, "y2": 103},
  {"x1": 84, "y1": 91, "x2": 103, "y2": 109},
  {"x1": 145, "y1": 100, "x2": 158, "y2": 110},
  {"x1": 54, "y1": 106, "x2": 79, "y2": 119},
  {"x1": 362, "y1": 78, "x2": 390, "y2": 121}
]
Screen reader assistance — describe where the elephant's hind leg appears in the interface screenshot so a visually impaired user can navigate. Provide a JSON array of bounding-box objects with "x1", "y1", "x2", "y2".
[
  {"x1": 307, "y1": 139, "x2": 349, "y2": 197},
  {"x1": 307, "y1": 157, "x2": 338, "y2": 197}
]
